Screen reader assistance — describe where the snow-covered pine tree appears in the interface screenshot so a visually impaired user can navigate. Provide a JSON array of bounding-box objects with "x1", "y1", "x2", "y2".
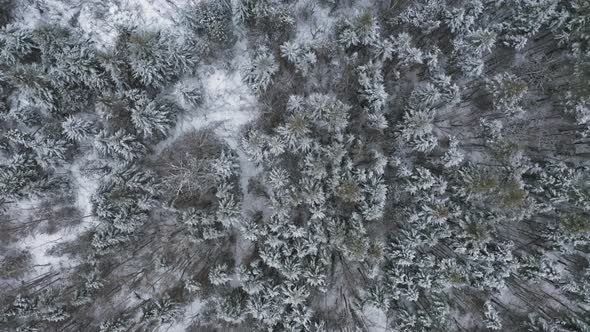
[
  {"x1": 62, "y1": 115, "x2": 94, "y2": 142},
  {"x1": 486, "y1": 73, "x2": 528, "y2": 116},
  {"x1": 142, "y1": 296, "x2": 181, "y2": 324},
  {"x1": 483, "y1": 301, "x2": 502, "y2": 330},
  {"x1": 242, "y1": 47, "x2": 278, "y2": 93},
  {"x1": 0, "y1": 23, "x2": 33, "y2": 65},
  {"x1": 500, "y1": 0, "x2": 558, "y2": 50},
  {"x1": 130, "y1": 98, "x2": 177, "y2": 139},
  {"x1": 280, "y1": 40, "x2": 317, "y2": 76},
  {"x1": 337, "y1": 10, "x2": 380, "y2": 48},
  {"x1": 358, "y1": 62, "x2": 388, "y2": 129},
  {"x1": 398, "y1": 0, "x2": 446, "y2": 34},
  {"x1": 183, "y1": 0, "x2": 234, "y2": 47},
  {"x1": 124, "y1": 29, "x2": 197, "y2": 88},
  {"x1": 93, "y1": 129, "x2": 146, "y2": 161},
  {"x1": 390, "y1": 33, "x2": 424, "y2": 67}
]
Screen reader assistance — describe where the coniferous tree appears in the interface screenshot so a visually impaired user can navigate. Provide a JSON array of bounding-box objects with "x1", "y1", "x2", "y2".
[
  {"x1": 242, "y1": 47, "x2": 278, "y2": 93},
  {"x1": 94, "y1": 129, "x2": 146, "y2": 161},
  {"x1": 1, "y1": 1, "x2": 590, "y2": 331},
  {"x1": 62, "y1": 115, "x2": 94, "y2": 142}
]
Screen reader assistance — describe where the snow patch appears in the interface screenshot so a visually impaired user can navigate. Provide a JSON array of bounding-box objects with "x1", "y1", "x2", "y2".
[
  {"x1": 21, "y1": 232, "x2": 69, "y2": 274},
  {"x1": 70, "y1": 155, "x2": 101, "y2": 219},
  {"x1": 363, "y1": 304, "x2": 388, "y2": 332},
  {"x1": 161, "y1": 298, "x2": 204, "y2": 332},
  {"x1": 18, "y1": 220, "x2": 87, "y2": 277},
  {"x1": 155, "y1": 68, "x2": 258, "y2": 154}
]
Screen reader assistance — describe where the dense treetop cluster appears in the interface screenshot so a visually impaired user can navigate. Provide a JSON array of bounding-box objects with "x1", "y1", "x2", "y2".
[{"x1": 0, "y1": 0, "x2": 589, "y2": 331}]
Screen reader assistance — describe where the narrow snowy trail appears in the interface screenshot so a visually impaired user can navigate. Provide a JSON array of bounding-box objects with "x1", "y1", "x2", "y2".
[{"x1": 159, "y1": 66, "x2": 261, "y2": 332}]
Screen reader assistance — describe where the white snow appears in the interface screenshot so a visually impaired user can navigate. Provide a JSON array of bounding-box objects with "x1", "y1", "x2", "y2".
[
  {"x1": 10, "y1": 199, "x2": 90, "y2": 279},
  {"x1": 15, "y1": 154, "x2": 101, "y2": 277},
  {"x1": 70, "y1": 155, "x2": 101, "y2": 219},
  {"x1": 362, "y1": 304, "x2": 388, "y2": 332},
  {"x1": 160, "y1": 298, "x2": 204, "y2": 332},
  {"x1": 0, "y1": 198, "x2": 71, "y2": 279},
  {"x1": 20, "y1": 231, "x2": 75, "y2": 275},
  {"x1": 13, "y1": 0, "x2": 193, "y2": 49},
  {"x1": 0, "y1": 152, "x2": 99, "y2": 281},
  {"x1": 155, "y1": 67, "x2": 258, "y2": 155}
]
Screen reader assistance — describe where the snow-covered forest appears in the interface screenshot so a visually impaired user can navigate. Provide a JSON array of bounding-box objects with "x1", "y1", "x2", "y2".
[{"x1": 0, "y1": 0, "x2": 589, "y2": 331}]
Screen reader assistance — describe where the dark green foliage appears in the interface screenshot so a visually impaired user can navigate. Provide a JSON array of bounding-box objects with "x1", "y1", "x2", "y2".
[
  {"x1": 122, "y1": 29, "x2": 198, "y2": 87},
  {"x1": 184, "y1": 1, "x2": 235, "y2": 48}
]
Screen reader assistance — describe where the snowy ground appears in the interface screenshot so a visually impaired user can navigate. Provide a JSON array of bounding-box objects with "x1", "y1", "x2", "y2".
[
  {"x1": 363, "y1": 305, "x2": 388, "y2": 332},
  {"x1": 155, "y1": 68, "x2": 258, "y2": 155},
  {"x1": 18, "y1": 225, "x2": 77, "y2": 276},
  {"x1": 6, "y1": 156, "x2": 100, "y2": 282}
]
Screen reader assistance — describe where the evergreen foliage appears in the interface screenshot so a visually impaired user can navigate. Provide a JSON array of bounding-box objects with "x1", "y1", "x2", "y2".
[{"x1": 0, "y1": 0, "x2": 589, "y2": 331}]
